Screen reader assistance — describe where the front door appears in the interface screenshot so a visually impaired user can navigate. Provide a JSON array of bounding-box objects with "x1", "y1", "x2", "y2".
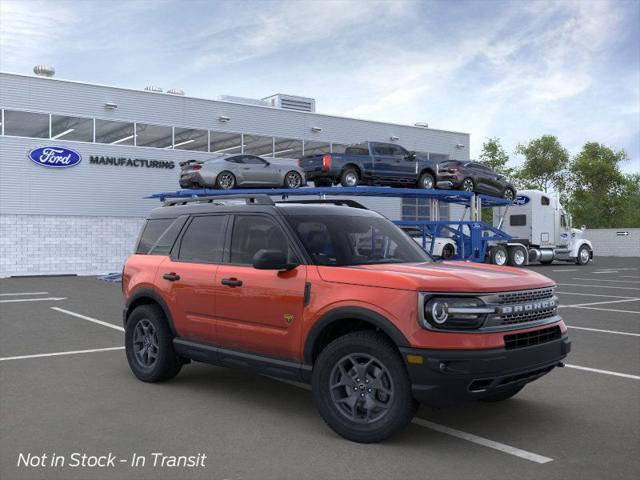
[
  {"x1": 241, "y1": 155, "x2": 279, "y2": 186},
  {"x1": 214, "y1": 214, "x2": 307, "y2": 361},
  {"x1": 157, "y1": 214, "x2": 229, "y2": 344},
  {"x1": 371, "y1": 143, "x2": 414, "y2": 182}
]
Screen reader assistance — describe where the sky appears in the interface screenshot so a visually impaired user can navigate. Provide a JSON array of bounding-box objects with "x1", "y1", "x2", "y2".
[{"x1": 1, "y1": 0, "x2": 638, "y2": 172}]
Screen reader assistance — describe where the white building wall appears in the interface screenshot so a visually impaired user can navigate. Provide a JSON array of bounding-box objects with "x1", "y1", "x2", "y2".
[
  {"x1": 0, "y1": 215, "x2": 144, "y2": 276},
  {"x1": 586, "y1": 228, "x2": 640, "y2": 257}
]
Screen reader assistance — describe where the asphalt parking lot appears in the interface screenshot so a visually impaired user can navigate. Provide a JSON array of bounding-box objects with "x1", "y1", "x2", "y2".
[{"x1": 1, "y1": 257, "x2": 638, "y2": 480}]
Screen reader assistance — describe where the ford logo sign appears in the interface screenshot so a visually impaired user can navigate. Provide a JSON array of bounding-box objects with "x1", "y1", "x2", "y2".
[
  {"x1": 514, "y1": 195, "x2": 530, "y2": 206},
  {"x1": 28, "y1": 146, "x2": 82, "y2": 168}
]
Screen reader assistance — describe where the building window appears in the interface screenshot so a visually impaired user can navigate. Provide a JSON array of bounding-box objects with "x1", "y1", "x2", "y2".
[
  {"x1": 135, "y1": 123, "x2": 173, "y2": 149},
  {"x1": 3, "y1": 110, "x2": 49, "y2": 138},
  {"x1": 95, "y1": 119, "x2": 135, "y2": 145},
  {"x1": 273, "y1": 137, "x2": 303, "y2": 159},
  {"x1": 51, "y1": 114, "x2": 94, "y2": 142},
  {"x1": 303, "y1": 140, "x2": 331, "y2": 156},
  {"x1": 401, "y1": 199, "x2": 450, "y2": 222},
  {"x1": 244, "y1": 134, "x2": 274, "y2": 156},
  {"x1": 173, "y1": 127, "x2": 208, "y2": 151},
  {"x1": 210, "y1": 131, "x2": 243, "y2": 154}
]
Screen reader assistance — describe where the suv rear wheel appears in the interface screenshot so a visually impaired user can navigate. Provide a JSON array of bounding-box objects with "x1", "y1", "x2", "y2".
[
  {"x1": 125, "y1": 305, "x2": 182, "y2": 383},
  {"x1": 312, "y1": 331, "x2": 417, "y2": 443}
]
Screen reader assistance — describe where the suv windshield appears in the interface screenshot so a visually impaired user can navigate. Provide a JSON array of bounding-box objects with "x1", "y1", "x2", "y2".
[{"x1": 286, "y1": 215, "x2": 431, "y2": 266}]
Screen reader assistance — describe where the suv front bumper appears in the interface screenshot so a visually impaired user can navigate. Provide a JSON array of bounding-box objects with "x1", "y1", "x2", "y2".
[{"x1": 399, "y1": 335, "x2": 571, "y2": 406}]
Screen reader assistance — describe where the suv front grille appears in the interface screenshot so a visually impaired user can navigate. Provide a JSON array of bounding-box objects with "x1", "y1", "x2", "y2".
[
  {"x1": 496, "y1": 288, "x2": 555, "y2": 305},
  {"x1": 504, "y1": 326, "x2": 562, "y2": 350},
  {"x1": 482, "y1": 287, "x2": 559, "y2": 328}
]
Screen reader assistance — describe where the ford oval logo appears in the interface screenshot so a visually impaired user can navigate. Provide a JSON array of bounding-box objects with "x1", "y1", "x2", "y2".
[
  {"x1": 514, "y1": 195, "x2": 530, "y2": 206},
  {"x1": 28, "y1": 146, "x2": 82, "y2": 168}
]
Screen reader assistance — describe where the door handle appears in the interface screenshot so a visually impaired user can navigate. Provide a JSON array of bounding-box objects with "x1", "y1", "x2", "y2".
[
  {"x1": 163, "y1": 272, "x2": 180, "y2": 282},
  {"x1": 221, "y1": 278, "x2": 243, "y2": 287}
]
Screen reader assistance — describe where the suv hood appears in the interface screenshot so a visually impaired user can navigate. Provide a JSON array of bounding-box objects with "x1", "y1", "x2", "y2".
[{"x1": 317, "y1": 261, "x2": 554, "y2": 292}]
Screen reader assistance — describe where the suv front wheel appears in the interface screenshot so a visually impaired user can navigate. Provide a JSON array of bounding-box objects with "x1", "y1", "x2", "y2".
[
  {"x1": 312, "y1": 331, "x2": 417, "y2": 443},
  {"x1": 125, "y1": 305, "x2": 182, "y2": 383}
]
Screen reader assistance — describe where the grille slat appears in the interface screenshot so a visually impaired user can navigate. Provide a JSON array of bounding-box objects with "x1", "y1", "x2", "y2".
[{"x1": 504, "y1": 326, "x2": 562, "y2": 350}]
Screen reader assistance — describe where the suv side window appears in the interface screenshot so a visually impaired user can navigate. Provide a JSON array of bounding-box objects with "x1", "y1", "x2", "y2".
[
  {"x1": 177, "y1": 215, "x2": 227, "y2": 263},
  {"x1": 229, "y1": 215, "x2": 295, "y2": 265}
]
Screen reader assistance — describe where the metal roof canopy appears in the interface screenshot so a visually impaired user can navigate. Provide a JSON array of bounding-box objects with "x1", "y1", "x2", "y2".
[{"x1": 147, "y1": 186, "x2": 513, "y2": 207}]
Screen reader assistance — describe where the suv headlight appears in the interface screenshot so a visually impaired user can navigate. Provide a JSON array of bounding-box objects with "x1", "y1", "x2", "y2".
[{"x1": 421, "y1": 296, "x2": 494, "y2": 330}]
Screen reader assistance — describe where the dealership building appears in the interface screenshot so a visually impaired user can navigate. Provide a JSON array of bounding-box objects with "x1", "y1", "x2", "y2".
[{"x1": 0, "y1": 69, "x2": 470, "y2": 277}]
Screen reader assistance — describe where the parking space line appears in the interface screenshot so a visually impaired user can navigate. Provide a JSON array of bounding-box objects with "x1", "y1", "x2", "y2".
[
  {"x1": 620, "y1": 275, "x2": 640, "y2": 279},
  {"x1": 559, "y1": 298, "x2": 640, "y2": 308},
  {"x1": 0, "y1": 291, "x2": 49, "y2": 296},
  {"x1": 0, "y1": 346, "x2": 124, "y2": 362},
  {"x1": 565, "y1": 364, "x2": 640, "y2": 380},
  {"x1": 51, "y1": 307, "x2": 124, "y2": 332},
  {"x1": 557, "y1": 283, "x2": 640, "y2": 291},
  {"x1": 271, "y1": 378, "x2": 553, "y2": 464},
  {"x1": 557, "y1": 291, "x2": 637, "y2": 299},
  {"x1": 0, "y1": 297, "x2": 66, "y2": 303},
  {"x1": 568, "y1": 326, "x2": 640, "y2": 337},
  {"x1": 411, "y1": 418, "x2": 553, "y2": 464},
  {"x1": 552, "y1": 269, "x2": 578, "y2": 272},
  {"x1": 565, "y1": 306, "x2": 640, "y2": 315},
  {"x1": 572, "y1": 278, "x2": 640, "y2": 284}
]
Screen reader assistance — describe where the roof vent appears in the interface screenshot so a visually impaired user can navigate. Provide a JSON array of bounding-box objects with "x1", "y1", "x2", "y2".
[
  {"x1": 33, "y1": 65, "x2": 55, "y2": 77},
  {"x1": 144, "y1": 85, "x2": 163, "y2": 93},
  {"x1": 262, "y1": 94, "x2": 316, "y2": 112},
  {"x1": 216, "y1": 95, "x2": 270, "y2": 107},
  {"x1": 167, "y1": 88, "x2": 185, "y2": 96},
  {"x1": 414, "y1": 122, "x2": 429, "y2": 128}
]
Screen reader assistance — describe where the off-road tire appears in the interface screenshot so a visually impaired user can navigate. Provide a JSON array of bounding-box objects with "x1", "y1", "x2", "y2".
[
  {"x1": 125, "y1": 305, "x2": 182, "y2": 383},
  {"x1": 312, "y1": 331, "x2": 418, "y2": 443},
  {"x1": 478, "y1": 385, "x2": 524, "y2": 402}
]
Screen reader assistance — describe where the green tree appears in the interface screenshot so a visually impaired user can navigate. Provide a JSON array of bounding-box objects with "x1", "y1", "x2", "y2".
[
  {"x1": 479, "y1": 137, "x2": 513, "y2": 176},
  {"x1": 515, "y1": 135, "x2": 569, "y2": 193},
  {"x1": 566, "y1": 142, "x2": 636, "y2": 228}
]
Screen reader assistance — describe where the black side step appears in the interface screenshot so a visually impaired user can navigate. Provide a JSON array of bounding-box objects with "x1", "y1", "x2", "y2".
[{"x1": 173, "y1": 338, "x2": 312, "y2": 383}]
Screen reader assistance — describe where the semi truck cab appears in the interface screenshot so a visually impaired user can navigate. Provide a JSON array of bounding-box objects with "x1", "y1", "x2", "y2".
[{"x1": 491, "y1": 190, "x2": 593, "y2": 266}]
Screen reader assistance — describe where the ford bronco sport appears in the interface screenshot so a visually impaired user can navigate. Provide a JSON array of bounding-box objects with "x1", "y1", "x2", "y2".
[{"x1": 123, "y1": 194, "x2": 570, "y2": 443}]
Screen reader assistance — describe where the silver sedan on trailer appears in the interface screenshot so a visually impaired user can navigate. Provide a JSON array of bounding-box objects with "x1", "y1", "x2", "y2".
[{"x1": 179, "y1": 154, "x2": 307, "y2": 190}]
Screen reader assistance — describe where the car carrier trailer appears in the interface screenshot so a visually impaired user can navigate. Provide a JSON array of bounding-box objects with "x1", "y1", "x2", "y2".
[{"x1": 149, "y1": 186, "x2": 592, "y2": 267}]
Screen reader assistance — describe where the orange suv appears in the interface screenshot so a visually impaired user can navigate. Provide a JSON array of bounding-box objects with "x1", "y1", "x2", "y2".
[{"x1": 123, "y1": 194, "x2": 570, "y2": 443}]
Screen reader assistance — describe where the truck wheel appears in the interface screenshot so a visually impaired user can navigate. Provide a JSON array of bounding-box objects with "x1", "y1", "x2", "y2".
[
  {"x1": 489, "y1": 245, "x2": 508, "y2": 266},
  {"x1": 478, "y1": 385, "x2": 524, "y2": 402},
  {"x1": 340, "y1": 168, "x2": 359, "y2": 187},
  {"x1": 441, "y1": 243, "x2": 455, "y2": 259},
  {"x1": 216, "y1": 171, "x2": 236, "y2": 189},
  {"x1": 312, "y1": 331, "x2": 418, "y2": 443},
  {"x1": 125, "y1": 305, "x2": 182, "y2": 383},
  {"x1": 507, "y1": 246, "x2": 527, "y2": 267},
  {"x1": 418, "y1": 172, "x2": 435, "y2": 190},
  {"x1": 576, "y1": 245, "x2": 591, "y2": 265}
]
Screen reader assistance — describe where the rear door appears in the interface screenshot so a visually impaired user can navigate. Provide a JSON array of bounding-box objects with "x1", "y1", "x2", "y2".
[
  {"x1": 157, "y1": 214, "x2": 229, "y2": 343},
  {"x1": 214, "y1": 213, "x2": 307, "y2": 360}
]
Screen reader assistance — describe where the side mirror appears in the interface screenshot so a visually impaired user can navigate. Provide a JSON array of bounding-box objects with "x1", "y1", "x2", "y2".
[
  {"x1": 405, "y1": 151, "x2": 416, "y2": 160},
  {"x1": 581, "y1": 225, "x2": 586, "y2": 231},
  {"x1": 252, "y1": 249, "x2": 298, "y2": 271}
]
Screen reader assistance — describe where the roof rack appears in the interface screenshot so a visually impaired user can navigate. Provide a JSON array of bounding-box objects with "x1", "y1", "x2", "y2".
[
  {"x1": 163, "y1": 194, "x2": 274, "y2": 207},
  {"x1": 275, "y1": 199, "x2": 369, "y2": 209}
]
